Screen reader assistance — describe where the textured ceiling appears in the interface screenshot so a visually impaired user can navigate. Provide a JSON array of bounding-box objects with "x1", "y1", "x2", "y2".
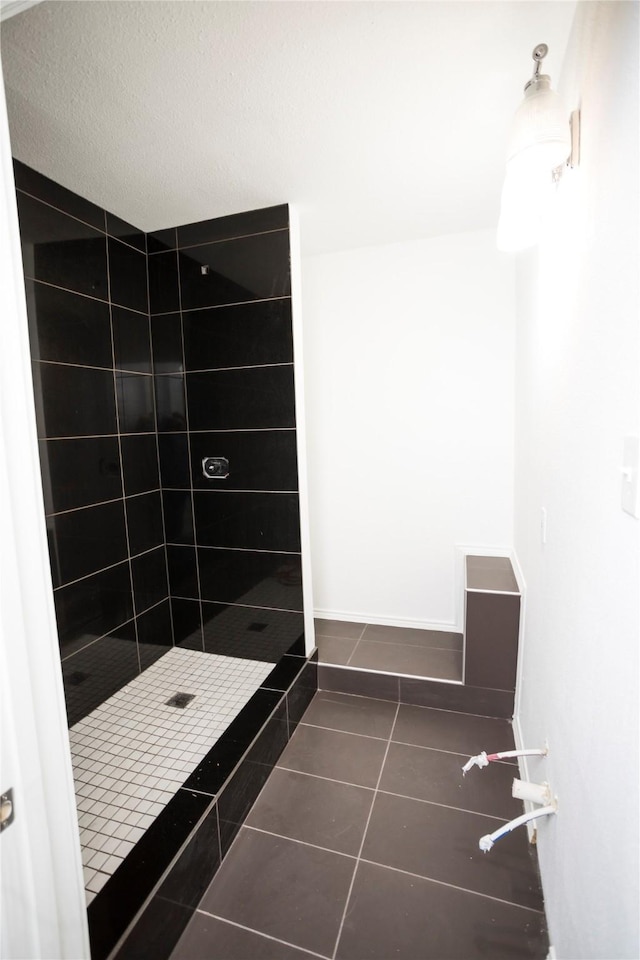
[{"x1": 1, "y1": 1, "x2": 576, "y2": 254}]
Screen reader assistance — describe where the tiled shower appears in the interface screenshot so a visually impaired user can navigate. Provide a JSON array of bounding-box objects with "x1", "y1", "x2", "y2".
[{"x1": 13, "y1": 159, "x2": 316, "y2": 958}]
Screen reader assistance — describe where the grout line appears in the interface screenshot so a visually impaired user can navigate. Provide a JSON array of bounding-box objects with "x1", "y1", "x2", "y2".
[
  {"x1": 46, "y1": 490, "x2": 161, "y2": 520},
  {"x1": 193, "y1": 912, "x2": 330, "y2": 960},
  {"x1": 145, "y1": 248, "x2": 175, "y2": 649},
  {"x1": 356, "y1": 858, "x2": 546, "y2": 914},
  {"x1": 171, "y1": 595, "x2": 303, "y2": 614},
  {"x1": 177, "y1": 225, "x2": 289, "y2": 252},
  {"x1": 125, "y1": 488, "x2": 163, "y2": 500},
  {"x1": 52, "y1": 540, "x2": 168, "y2": 594},
  {"x1": 243, "y1": 824, "x2": 356, "y2": 859},
  {"x1": 22, "y1": 275, "x2": 150, "y2": 317},
  {"x1": 194, "y1": 492, "x2": 301, "y2": 499},
  {"x1": 53, "y1": 557, "x2": 129, "y2": 592},
  {"x1": 34, "y1": 358, "x2": 153, "y2": 376},
  {"x1": 384, "y1": 738, "x2": 518, "y2": 766},
  {"x1": 105, "y1": 239, "x2": 143, "y2": 673},
  {"x1": 17, "y1": 186, "x2": 147, "y2": 255},
  {"x1": 41, "y1": 431, "x2": 152, "y2": 442},
  {"x1": 176, "y1": 247, "x2": 206, "y2": 653},
  {"x1": 374, "y1": 789, "x2": 510, "y2": 823},
  {"x1": 268, "y1": 762, "x2": 510, "y2": 823},
  {"x1": 190, "y1": 489, "x2": 299, "y2": 495},
  {"x1": 107, "y1": 233, "x2": 148, "y2": 257},
  {"x1": 134, "y1": 594, "x2": 170, "y2": 622},
  {"x1": 306, "y1": 689, "x2": 395, "y2": 706},
  {"x1": 214, "y1": 794, "x2": 224, "y2": 874},
  {"x1": 331, "y1": 700, "x2": 401, "y2": 960},
  {"x1": 319, "y1": 661, "x2": 462, "y2": 685},
  {"x1": 152, "y1": 295, "x2": 291, "y2": 317},
  {"x1": 130, "y1": 542, "x2": 165, "y2": 564},
  {"x1": 196, "y1": 544, "x2": 301, "y2": 556},
  {"x1": 271, "y1": 764, "x2": 375, "y2": 792},
  {"x1": 315, "y1": 632, "x2": 364, "y2": 642},
  {"x1": 46, "y1": 495, "x2": 126, "y2": 519},
  {"x1": 297, "y1": 721, "x2": 389, "y2": 743},
  {"x1": 60, "y1": 615, "x2": 137, "y2": 662},
  {"x1": 396, "y1": 700, "x2": 514, "y2": 722},
  {"x1": 162, "y1": 426, "x2": 297, "y2": 434},
  {"x1": 345, "y1": 638, "x2": 361, "y2": 667},
  {"x1": 353, "y1": 637, "x2": 464, "y2": 654},
  {"x1": 148, "y1": 225, "x2": 289, "y2": 257},
  {"x1": 17, "y1": 187, "x2": 107, "y2": 236},
  {"x1": 186, "y1": 361, "x2": 293, "y2": 375}
]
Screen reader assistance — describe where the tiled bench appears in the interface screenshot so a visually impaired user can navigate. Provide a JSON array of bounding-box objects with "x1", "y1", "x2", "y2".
[{"x1": 318, "y1": 556, "x2": 521, "y2": 720}]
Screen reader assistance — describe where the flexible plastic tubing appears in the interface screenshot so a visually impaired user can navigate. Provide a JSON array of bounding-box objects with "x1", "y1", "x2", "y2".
[
  {"x1": 487, "y1": 749, "x2": 547, "y2": 761},
  {"x1": 462, "y1": 748, "x2": 547, "y2": 774},
  {"x1": 479, "y1": 804, "x2": 557, "y2": 852}
]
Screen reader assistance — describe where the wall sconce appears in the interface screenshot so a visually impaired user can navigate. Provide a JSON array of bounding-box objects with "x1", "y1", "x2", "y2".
[{"x1": 497, "y1": 43, "x2": 580, "y2": 252}]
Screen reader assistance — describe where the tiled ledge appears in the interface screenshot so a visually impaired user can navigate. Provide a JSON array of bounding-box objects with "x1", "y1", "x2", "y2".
[
  {"x1": 465, "y1": 555, "x2": 520, "y2": 594},
  {"x1": 314, "y1": 616, "x2": 514, "y2": 720},
  {"x1": 317, "y1": 664, "x2": 514, "y2": 720},
  {"x1": 88, "y1": 641, "x2": 317, "y2": 960},
  {"x1": 464, "y1": 556, "x2": 521, "y2": 695}
]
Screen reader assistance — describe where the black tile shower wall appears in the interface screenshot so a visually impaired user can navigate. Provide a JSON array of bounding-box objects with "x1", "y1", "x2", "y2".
[
  {"x1": 150, "y1": 205, "x2": 304, "y2": 660},
  {"x1": 16, "y1": 161, "x2": 303, "y2": 720},
  {"x1": 14, "y1": 160, "x2": 171, "y2": 727}
]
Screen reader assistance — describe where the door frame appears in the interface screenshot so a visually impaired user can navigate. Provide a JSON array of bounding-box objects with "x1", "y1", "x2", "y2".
[{"x1": 0, "y1": 69, "x2": 89, "y2": 960}]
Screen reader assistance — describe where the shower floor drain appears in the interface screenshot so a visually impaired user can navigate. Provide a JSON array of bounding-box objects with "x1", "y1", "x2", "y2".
[{"x1": 165, "y1": 692, "x2": 196, "y2": 708}]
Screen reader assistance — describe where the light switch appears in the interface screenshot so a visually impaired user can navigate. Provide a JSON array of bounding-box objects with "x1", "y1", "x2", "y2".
[{"x1": 621, "y1": 436, "x2": 640, "y2": 518}]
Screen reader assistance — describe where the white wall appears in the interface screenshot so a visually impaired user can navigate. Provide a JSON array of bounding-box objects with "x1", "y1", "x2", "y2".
[
  {"x1": 302, "y1": 229, "x2": 515, "y2": 628},
  {"x1": 513, "y1": 3, "x2": 639, "y2": 957}
]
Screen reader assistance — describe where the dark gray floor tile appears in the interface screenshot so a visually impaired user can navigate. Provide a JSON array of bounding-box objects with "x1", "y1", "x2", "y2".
[
  {"x1": 349, "y1": 640, "x2": 462, "y2": 681},
  {"x1": 277, "y1": 723, "x2": 387, "y2": 788},
  {"x1": 336, "y1": 861, "x2": 548, "y2": 960},
  {"x1": 361, "y1": 792, "x2": 544, "y2": 910},
  {"x1": 198, "y1": 828, "x2": 354, "y2": 956},
  {"x1": 393, "y1": 703, "x2": 517, "y2": 757},
  {"x1": 314, "y1": 618, "x2": 366, "y2": 639},
  {"x1": 302, "y1": 691, "x2": 397, "y2": 738},
  {"x1": 316, "y1": 634, "x2": 359, "y2": 665},
  {"x1": 380, "y1": 742, "x2": 522, "y2": 820},
  {"x1": 246, "y1": 767, "x2": 373, "y2": 855},
  {"x1": 362, "y1": 623, "x2": 463, "y2": 651},
  {"x1": 173, "y1": 913, "x2": 321, "y2": 959},
  {"x1": 318, "y1": 665, "x2": 399, "y2": 702}
]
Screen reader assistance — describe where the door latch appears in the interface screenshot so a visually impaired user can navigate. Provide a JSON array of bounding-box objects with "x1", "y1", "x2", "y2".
[{"x1": 0, "y1": 788, "x2": 15, "y2": 832}]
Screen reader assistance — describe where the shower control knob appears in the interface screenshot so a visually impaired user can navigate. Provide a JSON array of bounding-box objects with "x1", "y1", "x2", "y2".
[{"x1": 202, "y1": 457, "x2": 229, "y2": 479}]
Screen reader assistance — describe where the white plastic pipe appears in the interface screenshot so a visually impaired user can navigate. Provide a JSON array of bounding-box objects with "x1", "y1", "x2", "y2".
[
  {"x1": 512, "y1": 778, "x2": 551, "y2": 805},
  {"x1": 462, "y1": 748, "x2": 547, "y2": 775},
  {"x1": 479, "y1": 803, "x2": 557, "y2": 852}
]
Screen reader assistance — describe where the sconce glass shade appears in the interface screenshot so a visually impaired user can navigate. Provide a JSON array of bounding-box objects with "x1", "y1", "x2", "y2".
[
  {"x1": 507, "y1": 77, "x2": 571, "y2": 171},
  {"x1": 497, "y1": 76, "x2": 571, "y2": 252}
]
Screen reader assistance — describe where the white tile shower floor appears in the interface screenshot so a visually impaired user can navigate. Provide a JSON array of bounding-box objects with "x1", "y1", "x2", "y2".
[{"x1": 69, "y1": 647, "x2": 274, "y2": 904}]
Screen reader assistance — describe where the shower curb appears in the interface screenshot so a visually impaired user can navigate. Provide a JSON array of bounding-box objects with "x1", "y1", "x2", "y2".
[{"x1": 87, "y1": 641, "x2": 317, "y2": 960}]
